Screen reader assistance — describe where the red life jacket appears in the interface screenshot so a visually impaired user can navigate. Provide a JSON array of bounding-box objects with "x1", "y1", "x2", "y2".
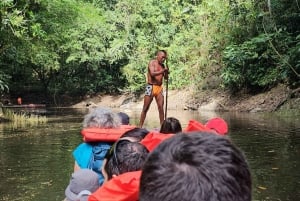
[
  {"x1": 139, "y1": 120, "x2": 228, "y2": 152},
  {"x1": 184, "y1": 118, "x2": 228, "y2": 135},
  {"x1": 88, "y1": 171, "x2": 141, "y2": 201},
  {"x1": 81, "y1": 125, "x2": 136, "y2": 142},
  {"x1": 81, "y1": 125, "x2": 173, "y2": 152},
  {"x1": 184, "y1": 119, "x2": 211, "y2": 132},
  {"x1": 205, "y1": 117, "x2": 228, "y2": 135},
  {"x1": 140, "y1": 131, "x2": 174, "y2": 151}
]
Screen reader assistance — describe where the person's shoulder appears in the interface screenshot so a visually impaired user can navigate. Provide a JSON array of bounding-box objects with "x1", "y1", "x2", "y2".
[
  {"x1": 73, "y1": 142, "x2": 94, "y2": 167},
  {"x1": 74, "y1": 142, "x2": 93, "y2": 153}
]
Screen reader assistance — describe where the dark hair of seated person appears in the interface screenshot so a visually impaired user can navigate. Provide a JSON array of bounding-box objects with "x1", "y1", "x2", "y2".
[
  {"x1": 104, "y1": 139, "x2": 149, "y2": 180},
  {"x1": 120, "y1": 128, "x2": 149, "y2": 141},
  {"x1": 139, "y1": 132, "x2": 252, "y2": 201},
  {"x1": 160, "y1": 117, "x2": 182, "y2": 134}
]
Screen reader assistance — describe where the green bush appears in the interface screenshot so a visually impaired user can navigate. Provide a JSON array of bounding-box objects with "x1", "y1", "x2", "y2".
[{"x1": 221, "y1": 32, "x2": 298, "y2": 92}]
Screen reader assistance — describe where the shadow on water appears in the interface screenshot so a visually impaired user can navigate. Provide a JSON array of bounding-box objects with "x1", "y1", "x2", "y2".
[{"x1": 0, "y1": 108, "x2": 299, "y2": 201}]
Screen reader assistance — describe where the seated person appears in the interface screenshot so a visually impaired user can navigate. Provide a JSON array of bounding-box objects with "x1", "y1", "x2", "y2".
[
  {"x1": 88, "y1": 138, "x2": 149, "y2": 201},
  {"x1": 64, "y1": 169, "x2": 99, "y2": 201},
  {"x1": 139, "y1": 132, "x2": 252, "y2": 201},
  {"x1": 160, "y1": 117, "x2": 182, "y2": 134},
  {"x1": 72, "y1": 107, "x2": 122, "y2": 185}
]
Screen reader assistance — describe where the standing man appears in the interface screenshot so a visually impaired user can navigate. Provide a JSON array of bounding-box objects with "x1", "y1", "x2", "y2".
[{"x1": 139, "y1": 50, "x2": 168, "y2": 128}]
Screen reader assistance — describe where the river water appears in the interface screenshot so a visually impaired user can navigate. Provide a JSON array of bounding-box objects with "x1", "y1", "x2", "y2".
[{"x1": 0, "y1": 108, "x2": 299, "y2": 201}]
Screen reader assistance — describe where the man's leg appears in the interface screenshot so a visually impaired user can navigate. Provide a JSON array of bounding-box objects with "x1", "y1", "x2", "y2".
[
  {"x1": 155, "y1": 93, "x2": 164, "y2": 125},
  {"x1": 139, "y1": 95, "x2": 153, "y2": 128}
]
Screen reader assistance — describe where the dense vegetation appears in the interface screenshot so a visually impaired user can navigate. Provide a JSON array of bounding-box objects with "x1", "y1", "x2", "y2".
[{"x1": 0, "y1": 0, "x2": 299, "y2": 105}]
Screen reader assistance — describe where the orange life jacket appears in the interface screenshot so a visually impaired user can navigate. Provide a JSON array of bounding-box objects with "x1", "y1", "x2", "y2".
[
  {"x1": 88, "y1": 171, "x2": 141, "y2": 201},
  {"x1": 81, "y1": 125, "x2": 136, "y2": 142}
]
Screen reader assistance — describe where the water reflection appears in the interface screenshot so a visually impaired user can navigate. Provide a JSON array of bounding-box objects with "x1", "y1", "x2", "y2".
[
  {"x1": 222, "y1": 112, "x2": 300, "y2": 201},
  {"x1": 0, "y1": 108, "x2": 299, "y2": 201}
]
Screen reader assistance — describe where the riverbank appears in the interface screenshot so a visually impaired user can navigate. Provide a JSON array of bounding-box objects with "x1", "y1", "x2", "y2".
[{"x1": 71, "y1": 84, "x2": 300, "y2": 113}]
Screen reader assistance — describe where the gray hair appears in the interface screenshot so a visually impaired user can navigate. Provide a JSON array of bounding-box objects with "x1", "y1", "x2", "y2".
[{"x1": 83, "y1": 107, "x2": 121, "y2": 128}]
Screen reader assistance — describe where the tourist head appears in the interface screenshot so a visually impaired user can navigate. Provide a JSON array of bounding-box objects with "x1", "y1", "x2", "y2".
[
  {"x1": 117, "y1": 112, "x2": 130, "y2": 125},
  {"x1": 65, "y1": 169, "x2": 99, "y2": 201},
  {"x1": 160, "y1": 117, "x2": 182, "y2": 134},
  {"x1": 83, "y1": 107, "x2": 121, "y2": 128},
  {"x1": 103, "y1": 138, "x2": 149, "y2": 181},
  {"x1": 139, "y1": 132, "x2": 252, "y2": 201}
]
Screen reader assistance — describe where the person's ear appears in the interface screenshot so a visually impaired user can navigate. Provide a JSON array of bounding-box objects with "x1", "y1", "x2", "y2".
[{"x1": 112, "y1": 174, "x2": 117, "y2": 178}]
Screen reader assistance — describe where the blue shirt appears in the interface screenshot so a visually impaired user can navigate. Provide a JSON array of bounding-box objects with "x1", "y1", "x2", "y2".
[
  {"x1": 73, "y1": 143, "x2": 93, "y2": 168},
  {"x1": 73, "y1": 142, "x2": 112, "y2": 185}
]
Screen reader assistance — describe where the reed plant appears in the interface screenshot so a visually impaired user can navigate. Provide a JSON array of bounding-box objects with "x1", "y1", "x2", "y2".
[{"x1": 1, "y1": 108, "x2": 47, "y2": 126}]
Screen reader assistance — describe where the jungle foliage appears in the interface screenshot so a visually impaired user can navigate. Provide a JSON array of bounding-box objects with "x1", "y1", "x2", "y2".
[{"x1": 0, "y1": 0, "x2": 299, "y2": 104}]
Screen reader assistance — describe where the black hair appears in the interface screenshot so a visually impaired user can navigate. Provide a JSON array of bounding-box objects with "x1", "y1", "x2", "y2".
[
  {"x1": 155, "y1": 49, "x2": 167, "y2": 56},
  {"x1": 140, "y1": 132, "x2": 252, "y2": 201},
  {"x1": 120, "y1": 128, "x2": 149, "y2": 141},
  {"x1": 160, "y1": 117, "x2": 182, "y2": 134},
  {"x1": 104, "y1": 139, "x2": 149, "y2": 180},
  {"x1": 117, "y1": 112, "x2": 130, "y2": 125}
]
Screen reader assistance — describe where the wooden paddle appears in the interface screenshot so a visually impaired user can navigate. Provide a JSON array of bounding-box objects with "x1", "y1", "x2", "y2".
[{"x1": 164, "y1": 59, "x2": 169, "y2": 120}]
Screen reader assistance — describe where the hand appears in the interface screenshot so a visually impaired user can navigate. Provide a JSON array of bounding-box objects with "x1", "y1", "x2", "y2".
[{"x1": 161, "y1": 68, "x2": 168, "y2": 74}]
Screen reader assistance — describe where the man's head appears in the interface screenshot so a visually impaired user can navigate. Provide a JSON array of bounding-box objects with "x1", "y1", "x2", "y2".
[
  {"x1": 140, "y1": 132, "x2": 252, "y2": 201},
  {"x1": 103, "y1": 138, "x2": 149, "y2": 181},
  {"x1": 156, "y1": 50, "x2": 167, "y2": 64},
  {"x1": 83, "y1": 107, "x2": 121, "y2": 128}
]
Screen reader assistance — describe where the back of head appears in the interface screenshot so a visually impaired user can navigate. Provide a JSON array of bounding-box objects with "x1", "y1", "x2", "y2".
[
  {"x1": 160, "y1": 117, "x2": 182, "y2": 134},
  {"x1": 120, "y1": 128, "x2": 149, "y2": 141},
  {"x1": 156, "y1": 49, "x2": 167, "y2": 56},
  {"x1": 83, "y1": 107, "x2": 121, "y2": 128},
  {"x1": 65, "y1": 169, "x2": 99, "y2": 201},
  {"x1": 140, "y1": 132, "x2": 252, "y2": 201},
  {"x1": 117, "y1": 112, "x2": 130, "y2": 125},
  {"x1": 105, "y1": 139, "x2": 149, "y2": 180}
]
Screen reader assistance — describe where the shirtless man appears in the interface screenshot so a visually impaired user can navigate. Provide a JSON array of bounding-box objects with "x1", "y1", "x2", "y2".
[{"x1": 139, "y1": 50, "x2": 168, "y2": 128}]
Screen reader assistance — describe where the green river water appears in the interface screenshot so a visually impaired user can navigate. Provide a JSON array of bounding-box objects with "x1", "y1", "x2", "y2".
[{"x1": 0, "y1": 108, "x2": 299, "y2": 201}]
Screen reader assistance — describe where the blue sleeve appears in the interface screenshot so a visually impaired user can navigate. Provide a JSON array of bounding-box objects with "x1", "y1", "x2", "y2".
[{"x1": 73, "y1": 143, "x2": 93, "y2": 168}]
